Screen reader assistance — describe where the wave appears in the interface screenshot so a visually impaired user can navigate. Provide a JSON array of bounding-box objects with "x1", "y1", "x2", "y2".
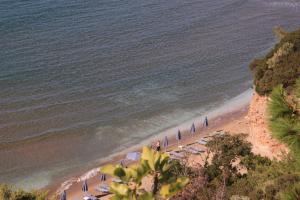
[{"x1": 56, "y1": 167, "x2": 100, "y2": 195}]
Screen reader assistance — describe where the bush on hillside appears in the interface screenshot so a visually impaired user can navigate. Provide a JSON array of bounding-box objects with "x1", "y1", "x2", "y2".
[
  {"x1": 249, "y1": 27, "x2": 300, "y2": 95},
  {"x1": 173, "y1": 134, "x2": 271, "y2": 200},
  {"x1": 227, "y1": 154, "x2": 299, "y2": 200},
  {"x1": 0, "y1": 184, "x2": 48, "y2": 200},
  {"x1": 203, "y1": 134, "x2": 252, "y2": 183}
]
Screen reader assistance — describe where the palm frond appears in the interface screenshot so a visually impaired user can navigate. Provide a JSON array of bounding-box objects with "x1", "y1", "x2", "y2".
[{"x1": 268, "y1": 85, "x2": 293, "y2": 119}]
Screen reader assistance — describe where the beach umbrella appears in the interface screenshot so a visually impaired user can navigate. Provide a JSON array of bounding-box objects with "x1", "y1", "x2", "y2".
[
  {"x1": 60, "y1": 190, "x2": 66, "y2": 200},
  {"x1": 176, "y1": 130, "x2": 182, "y2": 146},
  {"x1": 100, "y1": 173, "x2": 106, "y2": 182},
  {"x1": 163, "y1": 136, "x2": 169, "y2": 151},
  {"x1": 82, "y1": 179, "x2": 88, "y2": 193},
  {"x1": 120, "y1": 160, "x2": 125, "y2": 167},
  {"x1": 190, "y1": 123, "x2": 196, "y2": 135},
  {"x1": 176, "y1": 130, "x2": 182, "y2": 140},
  {"x1": 203, "y1": 116, "x2": 208, "y2": 127}
]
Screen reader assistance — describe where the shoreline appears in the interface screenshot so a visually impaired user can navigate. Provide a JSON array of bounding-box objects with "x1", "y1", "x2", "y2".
[{"x1": 48, "y1": 90, "x2": 253, "y2": 199}]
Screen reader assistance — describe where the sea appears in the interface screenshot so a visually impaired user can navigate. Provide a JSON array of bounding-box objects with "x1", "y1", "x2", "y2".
[{"x1": 0, "y1": 0, "x2": 300, "y2": 190}]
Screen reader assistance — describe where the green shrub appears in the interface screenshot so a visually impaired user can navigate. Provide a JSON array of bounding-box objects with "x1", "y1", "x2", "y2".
[
  {"x1": 249, "y1": 27, "x2": 300, "y2": 95},
  {"x1": 168, "y1": 159, "x2": 196, "y2": 179},
  {"x1": 0, "y1": 184, "x2": 12, "y2": 200},
  {"x1": 240, "y1": 154, "x2": 271, "y2": 171},
  {"x1": 200, "y1": 134, "x2": 257, "y2": 199},
  {"x1": 0, "y1": 184, "x2": 48, "y2": 200},
  {"x1": 204, "y1": 134, "x2": 253, "y2": 180}
]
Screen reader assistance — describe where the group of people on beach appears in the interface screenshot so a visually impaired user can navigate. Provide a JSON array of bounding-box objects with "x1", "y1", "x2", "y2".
[{"x1": 150, "y1": 116, "x2": 208, "y2": 152}]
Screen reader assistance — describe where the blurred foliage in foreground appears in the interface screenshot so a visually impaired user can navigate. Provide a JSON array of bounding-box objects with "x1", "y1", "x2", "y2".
[{"x1": 100, "y1": 146, "x2": 189, "y2": 200}]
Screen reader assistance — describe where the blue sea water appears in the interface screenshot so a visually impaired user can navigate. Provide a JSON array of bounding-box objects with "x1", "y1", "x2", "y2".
[{"x1": 0, "y1": 0, "x2": 300, "y2": 189}]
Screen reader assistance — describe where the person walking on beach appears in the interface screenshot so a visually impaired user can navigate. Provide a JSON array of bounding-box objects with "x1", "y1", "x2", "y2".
[
  {"x1": 155, "y1": 140, "x2": 161, "y2": 152},
  {"x1": 203, "y1": 116, "x2": 208, "y2": 127}
]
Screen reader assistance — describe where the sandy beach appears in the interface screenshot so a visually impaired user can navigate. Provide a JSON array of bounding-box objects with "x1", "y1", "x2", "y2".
[
  {"x1": 50, "y1": 102, "x2": 250, "y2": 199},
  {"x1": 49, "y1": 90, "x2": 287, "y2": 200}
]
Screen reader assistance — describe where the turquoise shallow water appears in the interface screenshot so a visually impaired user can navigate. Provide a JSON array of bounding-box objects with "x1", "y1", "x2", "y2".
[{"x1": 0, "y1": 0, "x2": 300, "y2": 189}]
